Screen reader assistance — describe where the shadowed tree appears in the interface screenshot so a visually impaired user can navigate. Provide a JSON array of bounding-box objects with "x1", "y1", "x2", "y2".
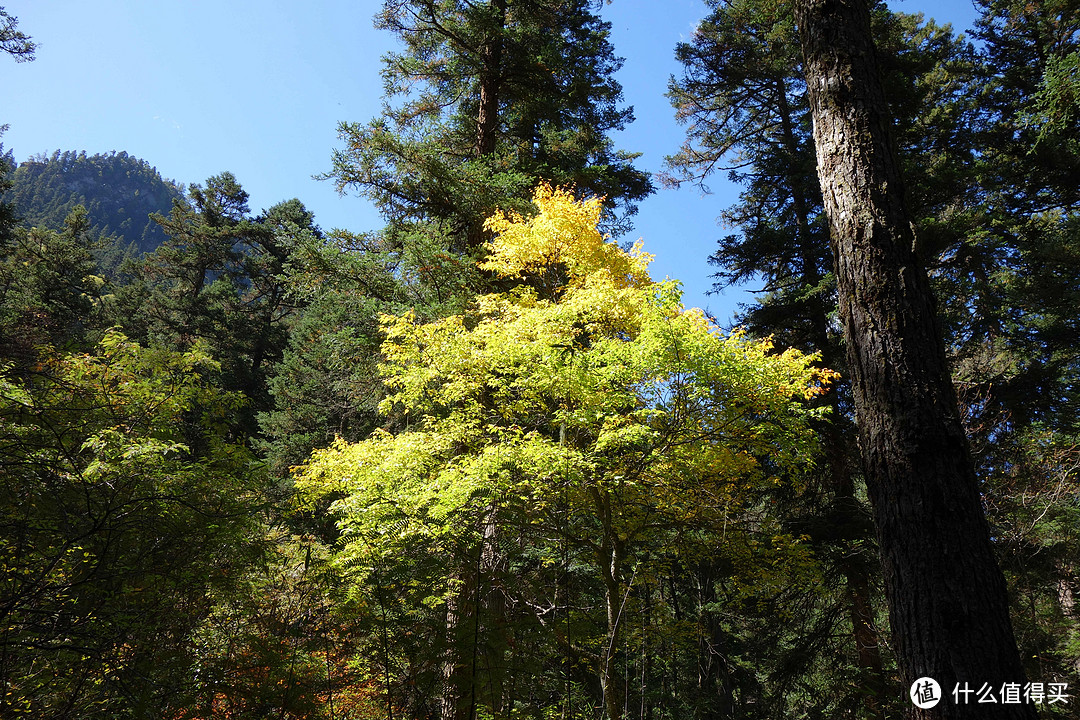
[{"x1": 793, "y1": 0, "x2": 1034, "y2": 716}]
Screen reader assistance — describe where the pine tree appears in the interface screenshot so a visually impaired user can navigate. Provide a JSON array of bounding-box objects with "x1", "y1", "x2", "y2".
[
  {"x1": 329, "y1": 0, "x2": 652, "y2": 258},
  {"x1": 794, "y1": 0, "x2": 1033, "y2": 715},
  {"x1": 664, "y1": 3, "x2": 981, "y2": 713},
  {"x1": 116, "y1": 173, "x2": 316, "y2": 431},
  {"x1": 0, "y1": 206, "x2": 105, "y2": 365},
  {"x1": 962, "y1": 0, "x2": 1080, "y2": 684},
  {"x1": 0, "y1": 6, "x2": 34, "y2": 62}
]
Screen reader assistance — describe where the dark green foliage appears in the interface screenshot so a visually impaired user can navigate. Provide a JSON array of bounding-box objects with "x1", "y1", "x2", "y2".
[
  {"x1": 0, "y1": 6, "x2": 34, "y2": 62},
  {"x1": 958, "y1": 0, "x2": 1080, "y2": 689},
  {"x1": 0, "y1": 333, "x2": 266, "y2": 718},
  {"x1": 0, "y1": 205, "x2": 105, "y2": 366},
  {"x1": 6, "y1": 0, "x2": 1080, "y2": 713},
  {"x1": 258, "y1": 288, "x2": 383, "y2": 478},
  {"x1": 0, "y1": 134, "x2": 18, "y2": 244},
  {"x1": 666, "y1": 0, "x2": 833, "y2": 359},
  {"x1": 0, "y1": 157, "x2": 346, "y2": 716},
  {"x1": 3, "y1": 150, "x2": 184, "y2": 272},
  {"x1": 115, "y1": 173, "x2": 317, "y2": 435},
  {"x1": 671, "y1": 0, "x2": 1080, "y2": 709},
  {"x1": 1028, "y1": 50, "x2": 1080, "y2": 137},
  {"x1": 955, "y1": 0, "x2": 1080, "y2": 436},
  {"x1": 973, "y1": 0, "x2": 1080, "y2": 212},
  {"x1": 330, "y1": 0, "x2": 652, "y2": 257},
  {"x1": 186, "y1": 535, "x2": 343, "y2": 720}
]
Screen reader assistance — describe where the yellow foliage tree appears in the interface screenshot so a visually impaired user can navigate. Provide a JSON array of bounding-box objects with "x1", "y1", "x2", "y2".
[{"x1": 295, "y1": 185, "x2": 835, "y2": 720}]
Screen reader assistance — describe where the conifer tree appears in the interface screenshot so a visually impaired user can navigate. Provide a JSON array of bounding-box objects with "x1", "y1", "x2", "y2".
[
  {"x1": 0, "y1": 206, "x2": 105, "y2": 365},
  {"x1": 117, "y1": 173, "x2": 317, "y2": 431},
  {"x1": 670, "y1": 0, "x2": 1080, "y2": 704},
  {"x1": 963, "y1": 0, "x2": 1080, "y2": 683},
  {"x1": 794, "y1": 0, "x2": 1033, "y2": 715},
  {"x1": 664, "y1": 3, "x2": 975, "y2": 713},
  {"x1": 329, "y1": 0, "x2": 652, "y2": 259},
  {"x1": 0, "y1": 6, "x2": 34, "y2": 62}
]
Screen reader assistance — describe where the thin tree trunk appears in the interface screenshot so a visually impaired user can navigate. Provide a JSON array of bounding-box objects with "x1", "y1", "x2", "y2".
[
  {"x1": 479, "y1": 502, "x2": 507, "y2": 719},
  {"x1": 442, "y1": 505, "x2": 506, "y2": 720},
  {"x1": 1055, "y1": 560, "x2": 1080, "y2": 675},
  {"x1": 695, "y1": 566, "x2": 735, "y2": 720},
  {"x1": 593, "y1": 488, "x2": 626, "y2": 720},
  {"x1": 441, "y1": 579, "x2": 468, "y2": 720},
  {"x1": 601, "y1": 558, "x2": 626, "y2": 720},
  {"x1": 794, "y1": 0, "x2": 1034, "y2": 717}
]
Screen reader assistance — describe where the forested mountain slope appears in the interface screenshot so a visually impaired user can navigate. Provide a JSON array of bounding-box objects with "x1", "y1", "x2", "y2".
[{"x1": 3, "y1": 149, "x2": 183, "y2": 258}]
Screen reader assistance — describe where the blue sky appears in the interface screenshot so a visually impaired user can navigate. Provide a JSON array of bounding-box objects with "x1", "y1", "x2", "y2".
[{"x1": 1, "y1": 0, "x2": 981, "y2": 323}]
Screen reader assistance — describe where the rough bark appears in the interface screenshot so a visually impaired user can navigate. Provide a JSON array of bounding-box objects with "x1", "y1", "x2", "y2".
[
  {"x1": 475, "y1": 0, "x2": 506, "y2": 158},
  {"x1": 779, "y1": 69, "x2": 887, "y2": 718},
  {"x1": 793, "y1": 0, "x2": 1035, "y2": 717},
  {"x1": 441, "y1": 575, "x2": 469, "y2": 720}
]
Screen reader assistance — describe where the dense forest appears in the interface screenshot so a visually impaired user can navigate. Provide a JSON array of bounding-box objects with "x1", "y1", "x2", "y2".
[
  {"x1": 1, "y1": 1, "x2": 1079, "y2": 719},
  {"x1": 3, "y1": 150, "x2": 184, "y2": 258}
]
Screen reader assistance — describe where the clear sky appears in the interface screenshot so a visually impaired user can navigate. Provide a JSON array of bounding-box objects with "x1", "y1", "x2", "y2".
[{"x1": 1, "y1": 0, "x2": 981, "y2": 324}]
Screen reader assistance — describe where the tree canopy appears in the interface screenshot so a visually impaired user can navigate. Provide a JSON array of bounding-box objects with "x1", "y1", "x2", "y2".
[
  {"x1": 297, "y1": 185, "x2": 834, "y2": 719},
  {"x1": 4, "y1": 1, "x2": 1080, "y2": 717}
]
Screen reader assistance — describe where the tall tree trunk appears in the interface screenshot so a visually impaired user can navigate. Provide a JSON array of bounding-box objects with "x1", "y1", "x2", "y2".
[
  {"x1": 441, "y1": 576, "x2": 469, "y2": 720},
  {"x1": 793, "y1": 0, "x2": 1034, "y2": 717},
  {"x1": 475, "y1": 0, "x2": 506, "y2": 158},
  {"x1": 593, "y1": 488, "x2": 626, "y2": 720},
  {"x1": 778, "y1": 70, "x2": 888, "y2": 718},
  {"x1": 695, "y1": 566, "x2": 736, "y2": 719},
  {"x1": 479, "y1": 502, "x2": 508, "y2": 719},
  {"x1": 442, "y1": 505, "x2": 507, "y2": 720},
  {"x1": 467, "y1": 0, "x2": 507, "y2": 250},
  {"x1": 600, "y1": 554, "x2": 626, "y2": 720}
]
